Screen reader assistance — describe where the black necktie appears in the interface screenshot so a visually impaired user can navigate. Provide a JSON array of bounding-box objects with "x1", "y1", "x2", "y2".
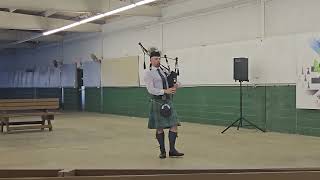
[{"x1": 157, "y1": 68, "x2": 168, "y2": 89}]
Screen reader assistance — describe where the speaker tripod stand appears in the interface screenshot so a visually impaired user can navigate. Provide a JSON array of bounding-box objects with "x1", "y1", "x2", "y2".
[{"x1": 221, "y1": 81, "x2": 265, "y2": 133}]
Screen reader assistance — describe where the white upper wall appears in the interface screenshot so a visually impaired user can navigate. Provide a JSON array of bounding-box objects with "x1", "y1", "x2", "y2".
[
  {"x1": 0, "y1": 53, "x2": 16, "y2": 71},
  {"x1": 0, "y1": 32, "x2": 102, "y2": 70},
  {"x1": 14, "y1": 44, "x2": 62, "y2": 68},
  {"x1": 63, "y1": 32, "x2": 102, "y2": 64},
  {"x1": 1, "y1": 0, "x2": 320, "y2": 85},
  {"x1": 102, "y1": 24, "x2": 162, "y2": 59},
  {"x1": 266, "y1": 0, "x2": 320, "y2": 37},
  {"x1": 162, "y1": 2, "x2": 260, "y2": 50},
  {"x1": 161, "y1": 0, "x2": 249, "y2": 18},
  {"x1": 102, "y1": 0, "x2": 261, "y2": 56}
]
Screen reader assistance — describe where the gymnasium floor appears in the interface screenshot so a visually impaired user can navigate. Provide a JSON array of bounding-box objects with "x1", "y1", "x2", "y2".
[{"x1": 1, "y1": 112, "x2": 320, "y2": 169}]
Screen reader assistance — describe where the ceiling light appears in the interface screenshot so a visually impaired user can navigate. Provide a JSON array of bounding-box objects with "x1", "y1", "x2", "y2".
[{"x1": 43, "y1": 0, "x2": 157, "y2": 36}]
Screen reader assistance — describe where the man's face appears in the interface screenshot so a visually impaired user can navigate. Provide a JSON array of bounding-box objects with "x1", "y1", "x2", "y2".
[{"x1": 150, "y1": 56, "x2": 161, "y2": 67}]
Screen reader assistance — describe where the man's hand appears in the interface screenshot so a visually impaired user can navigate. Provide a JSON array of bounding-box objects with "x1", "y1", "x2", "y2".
[{"x1": 164, "y1": 88, "x2": 176, "y2": 94}]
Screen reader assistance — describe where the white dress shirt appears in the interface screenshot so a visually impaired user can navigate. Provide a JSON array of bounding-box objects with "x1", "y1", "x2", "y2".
[{"x1": 144, "y1": 66, "x2": 169, "y2": 96}]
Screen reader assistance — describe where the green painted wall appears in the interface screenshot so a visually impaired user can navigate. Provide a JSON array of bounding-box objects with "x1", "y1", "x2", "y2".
[
  {"x1": 297, "y1": 109, "x2": 320, "y2": 136},
  {"x1": 0, "y1": 88, "x2": 62, "y2": 100},
  {"x1": 0, "y1": 87, "x2": 62, "y2": 108},
  {"x1": 0, "y1": 87, "x2": 78, "y2": 111},
  {"x1": 36, "y1": 88, "x2": 61, "y2": 99},
  {"x1": 266, "y1": 86, "x2": 296, "y2": 133},
  {"x1": 85, "y1": 87, "x2": 102, "y2": 112},
  {"x1": 173, "y1": 86, "x2": 266, "y2": 128},
  {"x1": 36, "y1": 88, "x2": 62, "y2": 107},
  {"x1": 63, "y1": 88, "x2": 80, "y2": 111},
  {"x1": 1, "y1": 86, "x2": 320, "y2": 137},
  {"x1": 102, "y1": 86, "x2": 320, "y2": 137},
  {"x1": 102, "y1": 87, "x2": 149, "y2": 117},
  {"x1": 0, "y1": 88, "x2": 35, "y2": 99}
]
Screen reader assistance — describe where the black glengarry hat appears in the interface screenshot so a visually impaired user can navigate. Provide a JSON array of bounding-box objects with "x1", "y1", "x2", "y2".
[{"x1": 149, "y1": 50, "x2": 161, "y2": 58}]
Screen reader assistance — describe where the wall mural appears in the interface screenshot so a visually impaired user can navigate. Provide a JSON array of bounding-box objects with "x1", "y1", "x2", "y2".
[{"x1": 297, "y1": 38, "x2": 320, "y2": 109}]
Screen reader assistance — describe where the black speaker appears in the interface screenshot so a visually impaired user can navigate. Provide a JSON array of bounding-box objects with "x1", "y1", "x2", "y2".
[{"x1": 233, "y1": 57, "x2": 248, "y2": 82}]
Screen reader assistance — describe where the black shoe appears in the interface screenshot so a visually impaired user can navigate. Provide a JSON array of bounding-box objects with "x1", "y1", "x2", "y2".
[
  {"x1": 169, "y1": 150, "x2": 184, "y2": 157},
  {"x1": 159, "y1": 152, "x2": 166, "y2": 159},
  {"x1": 156, "y1": 132, "x2": 166, "y2": 159}
]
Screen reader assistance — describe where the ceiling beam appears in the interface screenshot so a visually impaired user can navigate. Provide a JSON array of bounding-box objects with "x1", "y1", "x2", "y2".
[
  {"x1": 42, "y1": 10, "x2": 58, "y2": 17},
  {"x1": 0, "y1": 11, "x2": 102, "y2": 32},
  {"x1": 0, "y1": 0, "x2": 162, "y2": 17},
  {"x1": 8, "y1": 8, "x2": 17, "y2": 12},
  {"x1": 0, "y1": 0, "x2": 103, "y2": 13},
  {"x1": 102, "y1": 0, "x2": 162, "y2": 17},
  {"x1": 0, "y1": 30, "x2": 63, "y2": 42},
  {"x1": 120, "y1": 5, "x2": 161, "y2": 17},
  {"x1": 0, "y1": 41, "x2": 41, "y2": 49}
]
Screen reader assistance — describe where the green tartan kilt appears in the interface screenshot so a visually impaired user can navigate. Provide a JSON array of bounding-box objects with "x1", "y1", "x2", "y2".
[{"x1": 148, "y1": 97, "x2": 181, "y2": 129}]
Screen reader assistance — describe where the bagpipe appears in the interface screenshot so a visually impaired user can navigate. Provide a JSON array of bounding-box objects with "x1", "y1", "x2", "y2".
[{"x1": 138, "y1": 42, "x2": 180, "y2": 88}]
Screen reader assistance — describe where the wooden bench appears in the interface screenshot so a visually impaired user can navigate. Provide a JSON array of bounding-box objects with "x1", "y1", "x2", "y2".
[{"x1": 0, "y1": 98, "x2": 60, "y2": 134}]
